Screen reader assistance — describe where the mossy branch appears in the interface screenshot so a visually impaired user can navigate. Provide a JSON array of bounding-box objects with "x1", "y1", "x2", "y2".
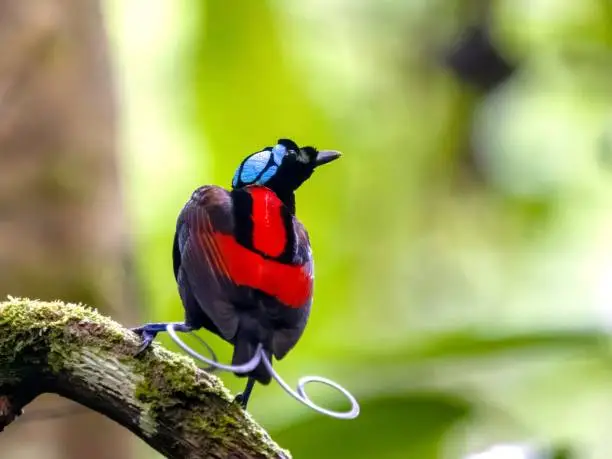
[{"x1": 0, "y1": 297, "x2": 289, "y2": 459}]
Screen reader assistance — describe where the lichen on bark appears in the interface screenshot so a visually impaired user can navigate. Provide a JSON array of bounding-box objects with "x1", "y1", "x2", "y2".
[{"x1": 0, "y1": 297, "x2": 289, "y2": 459}]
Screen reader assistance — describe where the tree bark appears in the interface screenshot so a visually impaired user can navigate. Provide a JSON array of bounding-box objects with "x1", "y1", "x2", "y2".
[
  {"x1": 0, "y1": 1, "x2": 137, "y2": 458},
  {"x1": 0, "y1": 298, "x2": 289, "y2": 459}
]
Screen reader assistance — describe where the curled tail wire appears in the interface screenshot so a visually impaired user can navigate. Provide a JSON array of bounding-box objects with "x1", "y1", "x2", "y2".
[{"x1": 167, "y1": 323, "x2": 360, "y2": 420}]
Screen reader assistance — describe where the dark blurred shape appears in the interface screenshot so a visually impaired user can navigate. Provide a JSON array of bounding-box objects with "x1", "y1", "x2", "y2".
[
  {"x1": 445, "y1": 25, "x2": 516, "y2": 91},
  {"x1": 435, "y1": 22, "x2": 519, "y2": 188}
]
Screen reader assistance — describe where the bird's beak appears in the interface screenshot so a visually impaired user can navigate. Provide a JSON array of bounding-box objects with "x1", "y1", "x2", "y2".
[{"x1": 314, "y1": 150, "x2": 342, "y2": 167}]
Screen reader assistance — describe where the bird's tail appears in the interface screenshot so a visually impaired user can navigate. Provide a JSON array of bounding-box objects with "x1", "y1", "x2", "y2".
[{"x1": 232, "y1": 327, "x2": 272, "y2": 385}]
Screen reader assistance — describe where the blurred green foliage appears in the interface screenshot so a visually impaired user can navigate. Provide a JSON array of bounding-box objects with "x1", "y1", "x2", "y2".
[{"x1": 104, "y1": 0, "x2": 612, "y2": 457}]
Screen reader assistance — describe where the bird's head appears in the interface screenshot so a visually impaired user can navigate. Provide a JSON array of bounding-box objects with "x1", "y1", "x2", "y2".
[{"x1": 231, "y1": 138, "x2": 341, "y2": 195}]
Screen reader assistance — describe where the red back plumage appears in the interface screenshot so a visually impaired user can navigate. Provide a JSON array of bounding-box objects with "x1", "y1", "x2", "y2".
[
  {"x1": 212, "y1": 233, "x2": 312, "y2": 308},
  {"x1": 248, "y1": 186, "x2": 287, "y2": 258}
]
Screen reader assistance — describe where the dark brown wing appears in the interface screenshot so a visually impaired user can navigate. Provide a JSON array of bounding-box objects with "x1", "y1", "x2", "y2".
[
  {"x1": 270, "y1": 221, "x2": 314, "y2": 360},
  {"x1": 175, "y1": 185, "x2": 241, "y2": 341}
]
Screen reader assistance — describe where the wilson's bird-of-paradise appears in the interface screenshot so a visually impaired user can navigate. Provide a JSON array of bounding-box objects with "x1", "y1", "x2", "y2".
[{"x1": 131, "y1": 139, "x2": 359, "y2": 418}]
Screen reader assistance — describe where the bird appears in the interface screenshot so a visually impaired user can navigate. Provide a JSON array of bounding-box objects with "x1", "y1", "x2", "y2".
[{"x1": 131, "y1": 138, "x2": 341, "y2": 409}]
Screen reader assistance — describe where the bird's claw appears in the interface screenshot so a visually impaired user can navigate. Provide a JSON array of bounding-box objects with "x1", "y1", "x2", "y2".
[
  {"x1": 234, "y1": 393, "x2": 247, "y2": 409},
  {"x1": 234, "y1": 377, "x2": 255, "y2": 409},
  {"x1": 130, "y1": 327, "x2": 158, "y2": 356}
]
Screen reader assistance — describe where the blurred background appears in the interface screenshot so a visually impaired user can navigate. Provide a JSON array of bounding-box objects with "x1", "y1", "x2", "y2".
[{"x1": 1, "y1": 0, "x2": 612, "y2": 458}]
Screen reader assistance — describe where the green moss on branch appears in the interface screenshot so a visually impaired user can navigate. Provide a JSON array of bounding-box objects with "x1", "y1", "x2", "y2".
[{"x1": 0, "y1": 297, "x2": 289, "y2": 459}]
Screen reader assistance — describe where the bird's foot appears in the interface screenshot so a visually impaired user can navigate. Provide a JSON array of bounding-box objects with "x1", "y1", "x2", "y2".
[
  {"x1": 130, "y1": 325, "x2": 160, "y2": 356},
  {"x1": 234, "y1": 377, "x2": 256, "y2": 410},
  {"x1": 234, "y1": 393, "x2": 248, "y2": 409},
  {"x1": 130, "y1": 322, "x2": 192, "y2": 356}
]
